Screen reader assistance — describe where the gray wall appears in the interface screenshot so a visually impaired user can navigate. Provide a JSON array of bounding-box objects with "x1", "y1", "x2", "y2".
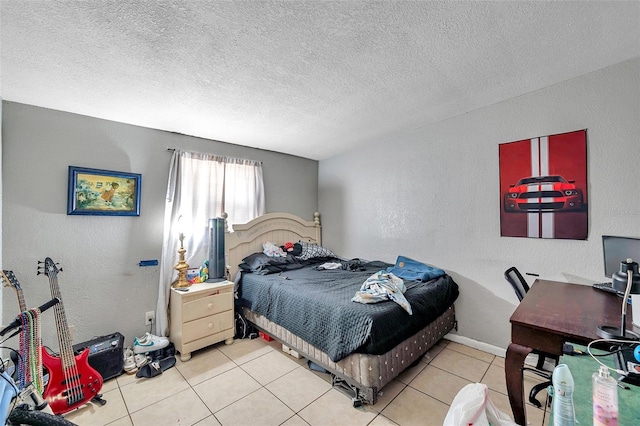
[
  {"x1": 1, "y1": 102, "x2": 318, "y2": 348},
  {"x1": 319, "y1": 58, "x2": 640, "y2": 352}
]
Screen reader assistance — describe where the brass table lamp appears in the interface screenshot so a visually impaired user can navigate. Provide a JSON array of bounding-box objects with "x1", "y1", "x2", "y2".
[{"x1": 173, "y1": 219, "x2": 190, "y2": 288}]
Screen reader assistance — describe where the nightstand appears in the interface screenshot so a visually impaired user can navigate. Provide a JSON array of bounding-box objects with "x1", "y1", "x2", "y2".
[{"x1": 169, "y1": 280, "x2": 234, "y2": 361}]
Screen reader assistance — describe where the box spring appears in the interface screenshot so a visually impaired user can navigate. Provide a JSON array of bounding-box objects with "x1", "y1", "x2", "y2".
[{"x1": 242, "y1": 304, "x2": 456, "y2": 405}]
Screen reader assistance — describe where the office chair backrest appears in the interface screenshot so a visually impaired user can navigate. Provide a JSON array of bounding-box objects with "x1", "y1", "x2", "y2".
[{"x1": 504, "y1": 267, "x2": 530, "y2": 302}]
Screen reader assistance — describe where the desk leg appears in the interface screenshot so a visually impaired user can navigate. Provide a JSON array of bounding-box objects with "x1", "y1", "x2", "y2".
[{"x1": 506, "y1": 343, "x2": 532, "y2": 426}]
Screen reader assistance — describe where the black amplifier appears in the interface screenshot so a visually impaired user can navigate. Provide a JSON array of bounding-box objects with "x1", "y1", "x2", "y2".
[{"x1": 73, "y1": 332, "x2": 124, "y2": 381}]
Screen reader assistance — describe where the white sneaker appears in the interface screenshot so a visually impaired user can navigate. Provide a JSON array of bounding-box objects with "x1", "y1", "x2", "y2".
[
  {"x1": 123, "y1": 347, "x2": 137, "y2": 374},
  {"x1": 133, "y1": 332, "x2": 170, "y2": 354},
  {"x1": 135, "y1": 354, "x2": 150, "y2": 368}
]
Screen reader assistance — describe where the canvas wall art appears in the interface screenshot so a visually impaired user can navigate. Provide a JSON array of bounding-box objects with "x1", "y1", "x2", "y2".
[{"x1": 499, "y1": 130, "x2": 587, "y2": 239}]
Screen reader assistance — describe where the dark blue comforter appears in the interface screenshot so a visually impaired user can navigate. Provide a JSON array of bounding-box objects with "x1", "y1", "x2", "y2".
[{"x1": 237, "y1": 260, "x2": 459, "y2": 362}]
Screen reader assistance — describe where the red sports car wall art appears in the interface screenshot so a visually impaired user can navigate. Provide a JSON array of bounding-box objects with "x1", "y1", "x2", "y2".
[
  {"x1": 499, "y1": 130, "x2": 588, "y2": 240},
  {"x1": 503, "y1": 175, "x2": 584, "y2": 213}
]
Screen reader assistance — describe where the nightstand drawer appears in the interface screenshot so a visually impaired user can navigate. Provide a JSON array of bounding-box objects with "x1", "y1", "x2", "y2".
[
  {"x1": 182, "y1": 310, "x2": 234, "y2": 343},
  {"x1": 181, "y1": 328, "x2": 235, "y2": 356},
  {"x1": 182, "y1": 291, "x2": 233, "y2": 323}
]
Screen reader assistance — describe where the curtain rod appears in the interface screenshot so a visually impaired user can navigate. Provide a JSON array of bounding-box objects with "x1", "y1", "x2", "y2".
[{"x1": 166, "y1": 148, "x2": 262, "y2": 164}]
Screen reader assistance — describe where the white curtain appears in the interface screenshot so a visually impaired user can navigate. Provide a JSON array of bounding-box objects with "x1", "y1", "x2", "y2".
[{"x1": 155, "y1": 150, "x2": 265, "y2": 336}]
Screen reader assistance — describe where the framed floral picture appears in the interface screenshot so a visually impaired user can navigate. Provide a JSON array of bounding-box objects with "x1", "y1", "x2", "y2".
[{"x1": 67, "y1": 166, "x2": 142, "y2": 216}]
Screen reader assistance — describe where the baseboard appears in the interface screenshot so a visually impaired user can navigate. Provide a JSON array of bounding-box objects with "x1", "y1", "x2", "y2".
[
  {"x1": 443, "y1": 334, "x2": 553, "y2": 369},
  {"x1": 444, "y1": 333, "x2": 506, "y2": 358}
]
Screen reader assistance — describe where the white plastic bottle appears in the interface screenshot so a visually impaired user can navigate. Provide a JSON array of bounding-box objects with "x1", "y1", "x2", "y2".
[
  {"x1": 592, "y1": 366, "x2": 619, "y2": 426},
  {"x1": 552, "y1": 364, "x2": 576, "y2": 426}
]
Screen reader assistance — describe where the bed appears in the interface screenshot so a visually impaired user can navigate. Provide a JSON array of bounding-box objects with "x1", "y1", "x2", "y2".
[{"x1": 225, "y1": 212, "x2": 459, "y2": 406}]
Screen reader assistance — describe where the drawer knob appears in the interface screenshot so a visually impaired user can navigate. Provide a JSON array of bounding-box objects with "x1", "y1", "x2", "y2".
[
  {"x1": 208, "y1": 303, "x2": 213, "y2": 309},
  {"x1": 208, "y1": 323, "x2": 213, "y2": 329}
]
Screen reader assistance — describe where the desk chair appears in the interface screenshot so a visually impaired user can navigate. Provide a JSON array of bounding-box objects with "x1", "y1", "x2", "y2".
[{"x1": 504, "y1": 267, "x2": 557, "y2": 408}]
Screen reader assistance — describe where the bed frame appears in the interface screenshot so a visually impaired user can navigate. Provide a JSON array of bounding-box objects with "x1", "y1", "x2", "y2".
[{"x1": 225, "y1": 212, "x2": 456, "y2": 406}]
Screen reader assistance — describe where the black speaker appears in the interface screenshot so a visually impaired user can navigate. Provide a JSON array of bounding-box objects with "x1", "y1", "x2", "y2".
[
  {"x1": 208, "y1": 217, "x2": 225, "y2": 281},
  {"x1": 73, "y1": 332, "x2": 124, "y2": 381}
]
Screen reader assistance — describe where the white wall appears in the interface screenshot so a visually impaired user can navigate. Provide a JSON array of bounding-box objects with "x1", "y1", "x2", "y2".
[
  {"x1": 1, "y1": 102, "x2": 318, "y2": 349},
  {"x1": 319, "y1": 58, "x2": 640, "y2": 351}
]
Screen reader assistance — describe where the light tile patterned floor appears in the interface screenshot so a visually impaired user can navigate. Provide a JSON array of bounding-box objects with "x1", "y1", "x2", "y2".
[{"x1": 63, "y1": 338, "x2": 549, "y2": 425}]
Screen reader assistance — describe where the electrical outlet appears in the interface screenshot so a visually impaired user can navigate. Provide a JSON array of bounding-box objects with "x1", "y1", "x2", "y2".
[{"x1": 145, "y1": 311, "x2": 155, "y2": 325}]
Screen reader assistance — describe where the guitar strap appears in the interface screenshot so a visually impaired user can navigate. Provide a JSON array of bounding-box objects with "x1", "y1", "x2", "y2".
[{"x1": 18, "y1": 308, "x2": 44, "y2": 394}]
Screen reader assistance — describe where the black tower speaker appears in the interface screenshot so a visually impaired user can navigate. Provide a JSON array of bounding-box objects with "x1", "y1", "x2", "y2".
[{"x1": 207, "y1": 217, "x2": 225, "y2": 281}]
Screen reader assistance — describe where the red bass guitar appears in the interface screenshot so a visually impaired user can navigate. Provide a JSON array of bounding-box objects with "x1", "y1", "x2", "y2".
[{"x1": 40, "y1": 257, "x2": 102, "y2": 414}]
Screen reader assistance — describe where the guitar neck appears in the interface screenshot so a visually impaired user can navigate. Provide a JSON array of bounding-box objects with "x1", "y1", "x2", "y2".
[
  {"x1": 16, "y1": 290, "x2": 27, "y2": 312},
  {"x1": 1, "y1": 270, "x2": 27, "y2": 312},
  {"x1": 48, "y1": 277, "x2": 76, "y2": 370}
]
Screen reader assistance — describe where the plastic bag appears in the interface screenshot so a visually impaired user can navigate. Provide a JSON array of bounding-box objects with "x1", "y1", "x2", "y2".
[{"x1": 443, "y1": 383, "x2": 517, "y2": 426}]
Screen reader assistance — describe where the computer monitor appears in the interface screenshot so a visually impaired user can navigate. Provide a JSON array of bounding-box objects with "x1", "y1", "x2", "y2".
[{"x1": 602, "y1": 235, "x2": 640, "y2": 278}]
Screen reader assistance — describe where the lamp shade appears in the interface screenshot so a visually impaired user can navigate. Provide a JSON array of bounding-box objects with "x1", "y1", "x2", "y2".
[{"x1": 612, "y1": 258, "x2": 640, "y2": 294}]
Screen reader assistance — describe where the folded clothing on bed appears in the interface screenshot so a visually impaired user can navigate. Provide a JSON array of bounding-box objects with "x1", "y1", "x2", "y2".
[{"x1": 386, "y1": 255, "x2": 445, "y2": 282}]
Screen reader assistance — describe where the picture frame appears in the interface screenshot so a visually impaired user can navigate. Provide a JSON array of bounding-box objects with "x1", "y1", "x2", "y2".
[
  {"x1": 499, "y1": 129, "x2": 587, "y2": 239},
  {"x1": 67, "y1": 166, "x2": 142, "y2": 216}
]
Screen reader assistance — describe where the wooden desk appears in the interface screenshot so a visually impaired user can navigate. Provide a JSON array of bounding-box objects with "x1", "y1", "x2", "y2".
[{"x1": 506, "y1": 279, "x2": 639, "y2": 425}]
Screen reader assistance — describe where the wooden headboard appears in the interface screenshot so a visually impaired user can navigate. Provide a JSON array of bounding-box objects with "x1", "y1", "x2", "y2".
[{"x1": 225, "y1": 212, "x2": 321, "y2": 279}]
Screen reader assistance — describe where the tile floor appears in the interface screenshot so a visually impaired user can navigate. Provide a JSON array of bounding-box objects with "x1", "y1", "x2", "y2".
[{"x1": 64, "y1": 338, "x2": 549, "y2": 426}]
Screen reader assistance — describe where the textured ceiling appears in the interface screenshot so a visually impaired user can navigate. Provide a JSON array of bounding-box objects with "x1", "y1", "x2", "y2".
[{"x1": 1, "y1": 1, "x2": 639, "y2": 160}]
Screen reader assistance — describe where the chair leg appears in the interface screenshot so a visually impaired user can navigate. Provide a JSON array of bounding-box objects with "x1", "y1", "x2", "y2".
[
  {"x1": 529, "y1": 381, "x2": 551, "y2": 408},
  {"x1": 535, "y1": 354, "x2": 546, "y2": 370}
]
